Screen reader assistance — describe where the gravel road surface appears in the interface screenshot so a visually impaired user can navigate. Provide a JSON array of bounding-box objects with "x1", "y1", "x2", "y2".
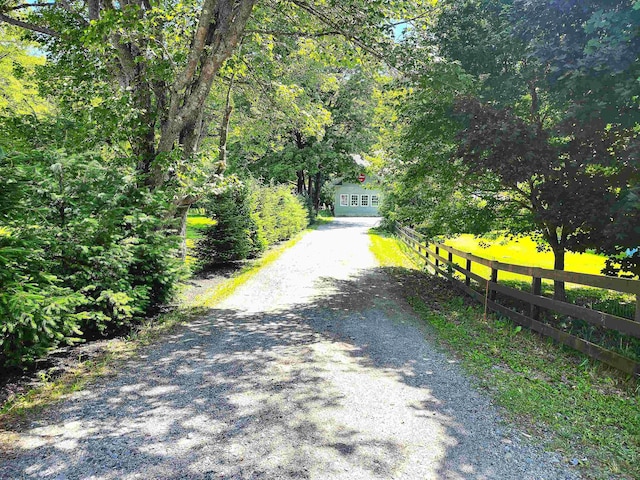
[{"x1": 1, "y1": 218, "x2": 580, "y2": 479}]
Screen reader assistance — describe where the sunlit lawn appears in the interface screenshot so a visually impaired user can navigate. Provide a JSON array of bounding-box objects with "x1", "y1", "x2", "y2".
[
  {"x1": 446, "y1": 234, "x2": 606, "y2": 273},
  {"x1": 186, "y1": 215, "x2": 216, "y2": 243},
  {"x1": 440, "y1": 234, "x2": 607, "y2": 285},
  {"x1": 185, "y1": 214, "x2": 216, "y2": 266},
  {"x1": 437, "y1": 234, "x2": 634, "y2": 318}
]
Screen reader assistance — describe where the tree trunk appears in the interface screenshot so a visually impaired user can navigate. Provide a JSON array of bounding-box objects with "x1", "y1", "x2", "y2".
[
  {"x1": 156, "y1": 0, "x2": 256, "y2": 159},
  {"x1": 218, "y1": 76, "x2": 234, "y2": 172},
  {"x1": 552, "y1": 244, "x2": 566, "y2": 301},
  {"x1": 307, "y1": 174, "x2": 313, "y2": 197},
  {"x1": 529, "y1": 79, "x2": 543, "y2": 134},
  {"x1": 173, "y1": 78, "x2": 234, "y2": 256},
  {"x1": 313, "y1": 170, "x2": 322, "y2": 211},
  {"x1": 296, "y1": 170, "x2": 305, "y2": 195}
]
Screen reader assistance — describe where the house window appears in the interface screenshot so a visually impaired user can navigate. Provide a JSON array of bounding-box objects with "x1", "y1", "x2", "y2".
[
  {"x1": 371, "y1": 195, "x2": 379, "y2": 207},
  {"x1": 340, "y1": 194, "x2": 348, "y2": 206},
  {"x1": 361, "y1": 195, "x2": 369, "y2": 207},
  {"x1": 350, "y1": 194, "x2": 359, "y2": 206}
]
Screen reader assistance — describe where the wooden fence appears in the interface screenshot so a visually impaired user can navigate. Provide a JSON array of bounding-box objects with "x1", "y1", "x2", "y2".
[{"x1": 395, "y1": 223, "x2": 640, "y2": 376}]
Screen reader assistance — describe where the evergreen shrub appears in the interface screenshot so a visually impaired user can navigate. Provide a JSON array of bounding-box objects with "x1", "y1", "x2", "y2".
[
  {"x1": 197, "y1": 179, "x2": 308, "y2": 268},
  {"x1": 0, "y1": 149, "x2": 185, "y2": 367}
]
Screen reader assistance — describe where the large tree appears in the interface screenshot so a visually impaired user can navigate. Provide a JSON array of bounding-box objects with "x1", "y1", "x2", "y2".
[
  {"x1": 511, "y1": 0, "x2": 640, "y2": 277},
  {"x1": 0, "y1": 0, "x2": 427, "y2": 245},
  {"x1": 454, "y1": 97, "x2": 628, "y2": 299},
  {"x1": 382, "y1": 0, "x2": 639, "y2": 291}
]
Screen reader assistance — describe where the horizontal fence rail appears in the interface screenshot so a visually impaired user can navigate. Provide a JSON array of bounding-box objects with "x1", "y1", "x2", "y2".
[{"x1": 396, "y1": 222, "x2": 640, "y2": 377}]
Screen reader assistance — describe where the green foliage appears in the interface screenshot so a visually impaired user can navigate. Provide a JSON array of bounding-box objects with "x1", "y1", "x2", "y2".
[
  {"x1": 0, "y1": 234, "x2": 88, "y2": 365},
  {"x1": 251, "y1": 183, "x2": 309, "y2": 245},
  {"x1": 196, "y1": 180, "x2": 259, "y2": 265},
  {"x1": 0, "y1": 149, "x2": 185, "y2": 367},
  {"x1": 299, "y1": 194, "x2": 318, "y2": 225},
  {"x1": 453, "y1": 97, "x2": 625, "y2": 259},
  {"x1": 378, "y1": 64, "x2": 490, "y2": 236},
  {"x1": 196, "y1": 178, "x2": 308, "y2": 268},
  {"x1": 380, "y1": 0, "x2": 639, "y2": 279},
  {"x1": 225, "y1": 38, "x2": 388, "y2": 213},
  {"x1": 0, "y1": 25, "x2": 49, "y2": 116},
  {"x1": 512, "y1": 0, "x2": 640, "y2": 127}
]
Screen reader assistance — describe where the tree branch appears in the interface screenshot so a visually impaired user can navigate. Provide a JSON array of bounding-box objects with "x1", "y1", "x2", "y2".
[
  {"x1": 86, "y1": 0, "x2": 99, "y2": 21},
  {"x1": 388, "y1": 14, "x2": 428, "y2": 27},
  {"x1": 173, "y1": 0, "x2": 218, "y2": 93},
  {"x1": 57, "y1": 0, "x2": 89, "y2": 25},
  {"x1": 4, "y1": 3, "x2": 54, "y2": 11},
  {"x1": 289, "y1": 0, "x2": 385, "y2": 62},
  {"x1": 245, "y1": 29, "x2": 341, "y2": 38},
  {"x1": 157, "y1": 0, "x2": 255, "y2": 164},
  {"x1": 0, "y1": 12, "x2": 59, "y2": 36}
]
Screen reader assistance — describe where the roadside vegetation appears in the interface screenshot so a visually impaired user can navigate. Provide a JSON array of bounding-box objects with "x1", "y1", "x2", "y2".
[
  {"x1": 431, "y1": 233, "x2": 638, "y2": 359},
  {"x1": 381, "y1": 0, "x2": 639, "y2": 296},
  {"x1": 444, "y1": 233, "x2": 636, "y2": 318},
  {"x1": 369, "y1": 230, "x2": 639, "y2": 480},
  {"x1": 195, "y1": 179, "x2": 309, "y2": 269},
  {"x1": 1, "y1": 0, "x2": 386, "y2": 373}
]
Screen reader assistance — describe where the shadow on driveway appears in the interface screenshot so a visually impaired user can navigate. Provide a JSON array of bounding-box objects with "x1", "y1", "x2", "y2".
[{"x1": 1, "y1": 267, "x2": 567, "y2": 480}]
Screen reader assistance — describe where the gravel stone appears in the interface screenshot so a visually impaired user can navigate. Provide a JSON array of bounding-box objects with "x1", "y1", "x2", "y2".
[{"x1": 0, "y1": 217, "x2": 582, "y2": 479}]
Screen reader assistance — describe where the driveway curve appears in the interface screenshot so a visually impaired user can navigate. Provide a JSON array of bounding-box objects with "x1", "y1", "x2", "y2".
[{"x1": 1, "y1": 217, "x2": 580, "y2": 480}]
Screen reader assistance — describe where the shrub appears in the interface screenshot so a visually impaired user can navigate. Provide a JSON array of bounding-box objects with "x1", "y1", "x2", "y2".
[
  {"x1": 272, "y1": 186, "x2": 309, "y2": 241},
  {"x1": 196, "y1": 178, "x2": 308, "y2": 267},
  {"x1": 196, "y1": 180, "x2": 260, "y2": 266},
  {"x1": 0, "y1": 234, "x2": 88, "y2": 365},
  {"x1": 0, "y1": 149, "x2": 185, "y2": 367},
  {"x1": 249, "y1": 182, "x2": 308, "y2": 245}
]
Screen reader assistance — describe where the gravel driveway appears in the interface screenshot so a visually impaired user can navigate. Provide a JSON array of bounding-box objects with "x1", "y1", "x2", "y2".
[{"x1": 1, "y1": 217, "x2": 580, "y2": 480}]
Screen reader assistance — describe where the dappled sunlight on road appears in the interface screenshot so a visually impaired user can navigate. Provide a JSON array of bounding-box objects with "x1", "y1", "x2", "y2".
[
  {"x1": 3, "y1": 218, "x2": 576, "y2": 480},
  {"x1": 10, "y1": 298, "x2": 456, "y2": 479}
]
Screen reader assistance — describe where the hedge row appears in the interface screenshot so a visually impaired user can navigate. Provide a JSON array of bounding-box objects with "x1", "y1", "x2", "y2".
[
  {"x1": 0, "y1": 150, "x2": 185, "y2": 367},
  {"x1": 196, "y1": 179, "x2": 308, "y2": 267}
]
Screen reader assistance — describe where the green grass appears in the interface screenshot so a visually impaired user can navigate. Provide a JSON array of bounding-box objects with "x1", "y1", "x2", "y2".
[
  {"x1": 368, "y1": 230, "x2": 640, "y2": 480},
  {"x1": 435, "y1": 233, "x2": 637, "y2": 354},
  {"x1": 443, "y1": 234, "x2": 609, "y2": 291},
  {"x1": 368, "y1": 228, "x2": 417, "y2": 269},
  {"x1": 311, "y1": 215, "x2": 334, "y2": 227},
  {"x1": 185, "y1": 214, "x2": 216, "y2": 266},
  {"x1": 446, "y1": 234, "x2": 607, "y2": 276},
  {"x1": 435, "y1": 233, "x2": 636, "y2": 320},
  {"x1": 186, "y1": 214, "x2": 216, "y2": 242}
]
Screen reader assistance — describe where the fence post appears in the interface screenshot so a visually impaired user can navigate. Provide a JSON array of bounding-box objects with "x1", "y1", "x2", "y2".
[
  {"x1": 448, "y1": 251, "x2": 453, "y2": 276},
  {"x1": 424, "y1": 240, "x2": 429, "y2": 271},
  {"x1": 465, "y1": 259, "x2": 471, "y2": 286},
  {"x1": 490, "y1": 266, "x2": 498, "y2": 301},
  {"x1": 435, "y1": 246, "x2": 440, "y2": 269},
  {"x1": 531, "y1": 276, "x2": 541, "y2": 320}
]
